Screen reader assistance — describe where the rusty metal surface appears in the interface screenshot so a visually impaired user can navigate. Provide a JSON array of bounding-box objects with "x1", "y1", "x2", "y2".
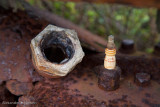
[
  {"x1": 0, "y1": 8, "x2": 47, "y2": 83},
  {"x1": 88, "y1": 53, "x2": 160, "y2": 84},
  {"x1": 18, "y1": 59, "x2": 160, "y2": 107},
  {"x1": 0, "y1": 8, "x2": 160, "y2": 107}
]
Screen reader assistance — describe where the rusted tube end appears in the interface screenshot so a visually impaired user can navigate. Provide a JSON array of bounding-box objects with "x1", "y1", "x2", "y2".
[
  {"x1": 153, "y1": 42, "x2": 160, "y2": 56},
  {"x1": 98, "y1": 66, "x2": 121, "y2": 91},
  {"x1": 135, "y1": 73, "x2": 150, "y2": 86},
  {"x1": 119, "y1": 39, "x2": 135, "y2": 54},
  {"x1": 30, "y1": 25, "x2": 85, "y2": 78}
]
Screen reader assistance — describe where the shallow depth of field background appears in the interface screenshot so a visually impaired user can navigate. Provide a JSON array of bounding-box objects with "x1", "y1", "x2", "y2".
[{"x1": 2, "y1": 0, "x2": 160, "y2": 53}]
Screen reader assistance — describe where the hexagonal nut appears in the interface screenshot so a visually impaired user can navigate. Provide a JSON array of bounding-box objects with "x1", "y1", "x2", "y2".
[{"x1": 30, "y1": 25, "x2": 85, "y2": 78}]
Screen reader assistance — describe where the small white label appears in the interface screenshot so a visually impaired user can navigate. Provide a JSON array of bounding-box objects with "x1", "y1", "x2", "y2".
[{"x1": 104, "y1": 55, "x2": 116, "y2": 70}]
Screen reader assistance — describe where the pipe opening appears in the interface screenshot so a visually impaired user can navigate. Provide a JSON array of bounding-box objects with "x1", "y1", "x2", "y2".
[
  {"x1": 43, "y1": 46, "x2": 66, "y2": 63},
  {"x1": 41, "y1": 31, "x2": 74, "y2": 64}
]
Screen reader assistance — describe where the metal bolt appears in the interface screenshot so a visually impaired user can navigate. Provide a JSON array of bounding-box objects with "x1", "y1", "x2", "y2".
[
  {"x1": 119, "y1": 39, "x2": 135, "y2": 54},
  {"x1": 98, "y1": 66, "x2": 121, "y2": 91},
  {"x1": 135, "y1": 73, "x2": 150, "y2": 86}
]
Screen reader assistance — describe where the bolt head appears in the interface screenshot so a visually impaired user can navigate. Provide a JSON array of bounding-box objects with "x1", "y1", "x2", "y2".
[
  {"x1": 119, "y1": 39, "x2": 135, "y2": 54},
  {"x1": 135, "y1": 73, "x2": 150, "y2": 86}
]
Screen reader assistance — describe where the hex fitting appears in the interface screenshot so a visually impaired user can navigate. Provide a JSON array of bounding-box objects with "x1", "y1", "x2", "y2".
[
  {"x1": 30, "y1": 25, "x2": 85, "y2": 78},
  {"x1": 98, "y1": 66, "x2": 121, "y2": 91}
]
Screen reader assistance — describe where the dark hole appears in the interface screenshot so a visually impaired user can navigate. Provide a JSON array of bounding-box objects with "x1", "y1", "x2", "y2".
[
  {"x1": 43, "y1": 45, "x2": 66, "y2": 63},
  {"x1": 41, "y1": 31, "x2": 74, "y2": 64}
]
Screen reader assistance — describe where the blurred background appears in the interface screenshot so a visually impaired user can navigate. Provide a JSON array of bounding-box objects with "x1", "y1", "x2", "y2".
[{"x1": 1, "y1": 0, "x2": 160, "y2": 53}]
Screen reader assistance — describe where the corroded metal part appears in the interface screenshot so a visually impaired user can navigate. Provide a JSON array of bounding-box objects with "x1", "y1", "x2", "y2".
[
  {"x1": 98, "y1": 66, "x2": 121, "y2": 91},
  {"x1": 0, "y1": 9, "x2": 46, "y2": 83},
  {"x1": 135, "y1": 73, "x2": 151, "y2": 86},
  {"x1": 30, "y1": 25, "x2": 85, "y2": 78},
  {"x1": 119, "y1": 39, "x2": 135, "y2": 54}
]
